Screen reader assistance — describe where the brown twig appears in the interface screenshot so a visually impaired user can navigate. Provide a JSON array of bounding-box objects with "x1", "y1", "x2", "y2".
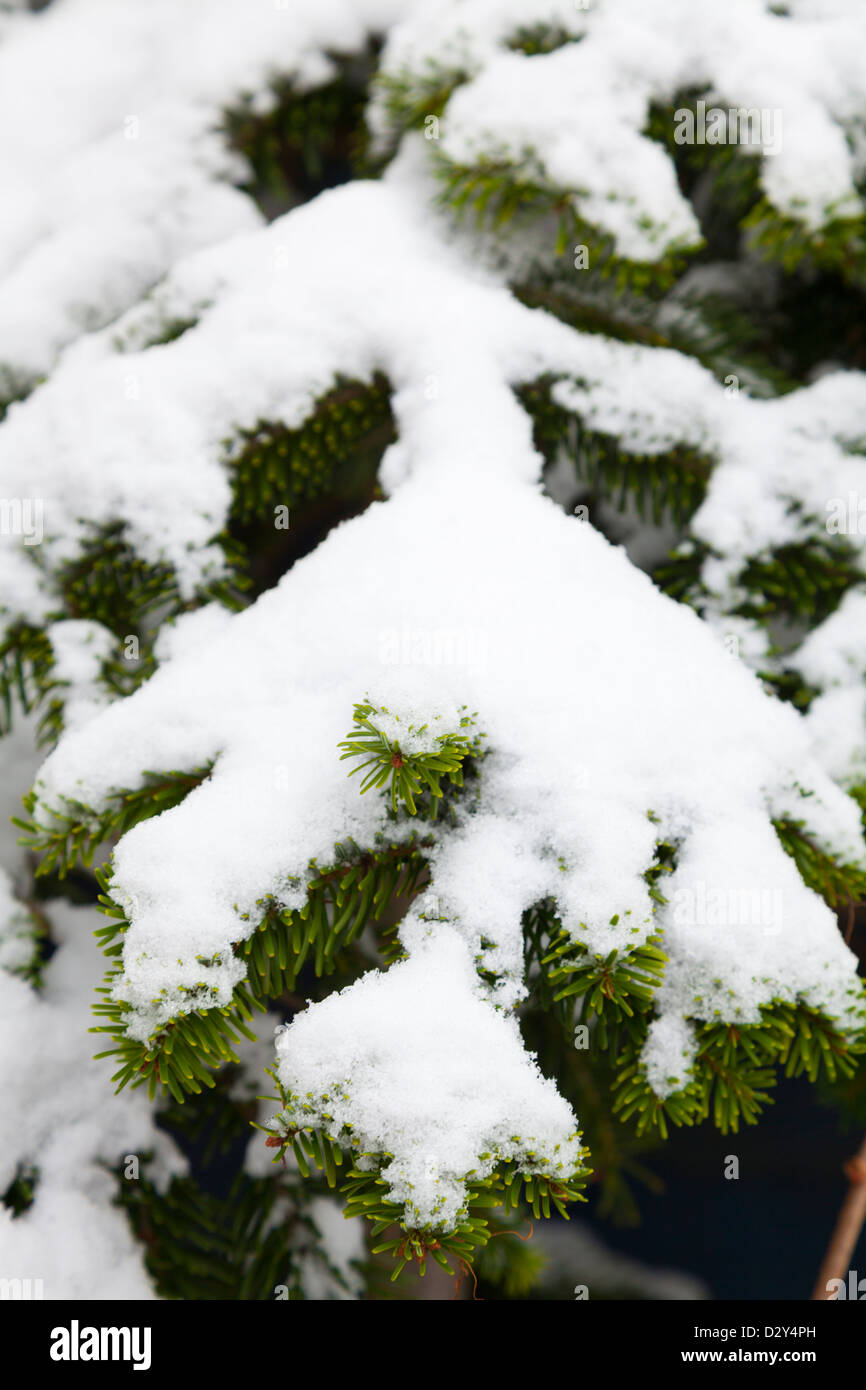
[
  {"x1": 452, "y1": 1258, "x2": 480, "y2": 1301},
  {"x1": 811, "y1": 1133, "x2": 866, "y2": 1299}
]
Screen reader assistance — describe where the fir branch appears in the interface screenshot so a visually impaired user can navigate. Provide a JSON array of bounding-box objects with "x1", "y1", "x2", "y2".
[
  {"x1": 1, "y1": 1162, "x2": 39, "y2": 1219},
  {"x1": 90, "y1": 832, "x2": 433, "y2": 1098},
  {"x1": 226, "y1": 374, "x2": 394, "y2": 526},
  {"x1": 737, "y1": 538, "x2": 864, "y2": 624},
  {"x1": 518, "y1": 376, "x2": 714, "y2": 527},
  {"x1": 772, "y1": 817, "x2": 866, "y2": 919},
  {"x1": 505, "y1": 24, "x2": 581, "y2": 57},
  {"x1": 613, "y1": 999, "x2": 866, "y2": 1139},
  {"x1": 338, "y1": 700, "x2": 484, "y2": 819},
  {"x1": 117, "y1": 1168, "x2": 339, "y2": 1300},
  {"x1": 743, "y1": 197, "x2": 866, "y2": 286},
  {"x1": 0, "y1": 623, "x2": 55, "y2": 739},
  {"x1": 258, "y1": 1081, "x2": 591, "y2": 1283},
  {"x1": 15, "y1": 767, "x2": 214, "y2": 880},
  {"x1": 656, "y1": 535, "x2": 865, "y2": 633},
  {"x1": 222, "y1": 46, "x2": 380, "y2": 209},
  {"x1": 435, "y1": 152, "x2": 693, "y2": 290},
  {"x1": 368, "y1": 63, "x2": 468, "y2": 168}
]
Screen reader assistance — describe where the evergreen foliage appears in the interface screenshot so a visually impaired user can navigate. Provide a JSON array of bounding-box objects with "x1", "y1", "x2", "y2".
[{"x1": 3, "y1": 0, "x2": 866, "y2": 1302}]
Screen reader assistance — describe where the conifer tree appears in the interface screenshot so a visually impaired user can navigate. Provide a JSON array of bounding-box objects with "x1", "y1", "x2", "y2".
[{"x1": 2, "y1": 0, "x2": 866, "y2": 1301}]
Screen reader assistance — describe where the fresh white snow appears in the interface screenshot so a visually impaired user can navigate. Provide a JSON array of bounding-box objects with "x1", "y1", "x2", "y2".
[{"x1": 1, "y1": 0, "x2": 866, "y2": 1263}]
